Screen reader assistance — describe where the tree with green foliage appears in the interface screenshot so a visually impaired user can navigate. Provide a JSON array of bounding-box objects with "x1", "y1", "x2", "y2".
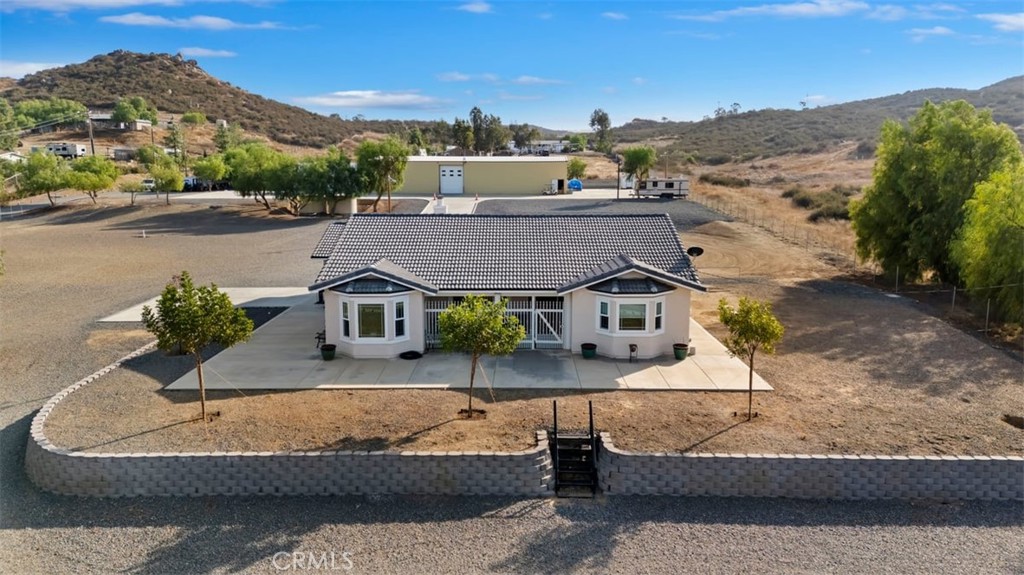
[
  {"x1": 163, "y1": 122, "x2": 187, "y2": 171},
  {"x1": 356, "y1": 136, "x2": 408, "y2": 212},
  {"x1": 297, "y1": 147, "x2": 361, "y2": 214},
  {"x1": 66, "y1": 155, "x2": 119, "y2": 204},
  {"x1": 451, "y1": 118, "x2": 474, "y2": 151},
  {"x1": 718, "y1": 297, "x2": 784, "y2": 421},
  {"x1": 482, "y1": 114, "x2": 509, "y2": 153},
  {"x1": 119, "y1": 179, "x2": 144, "y2": 206},
  {"x1": 180, "y1": 111, "x2": 207, "y2": 126},
  {"x1": 851, "y1": 100, "x2": 1022, "y2": 284},
  {"x1": 13, "y1": 97, "x2": 87, "y2": 129},
  {"x1": 567, "y1": 157, "x2": 587, "y2": 180},
  {"x1": 213, "y1": 122, "x2": 245, "y2": 153},
  {"x1": 224, "y1": 142, "x2": 288, "y2": 209},
  {"x1": 142, "y1": 271, "x2": 254, "y2": 422},
  {"x1": 267, "y1": 154, "x2": 300, "y2": 213},
  {"x1": 112, "y1": 96, "x2": 158, "y2": 124},
  {"x1": 407, "y1": 127, "x2": 426, "y2": 150},
  {"x1": 568, "y1": 133, "x2": 587, "y2": 152},
  {"x1": 622, "y1": 145, "x2": 657, "y2": 192},
  {"x1": 0, "y1": 99, "x2": 19, "y2": 151},
  {"x1": 18, "y1": 150, "x2": 67, "y2": 206},
  {"x1": 192, "y1": 154, "x2": 227, "y2": 188},
  {"x1": 150, "y1": 163, "x2": 184, "y2": 205},
  {"x1": 509, "y1": 123, "x2": 540, "y2": 151},
  {"x1": 439, "y1": 295, "x2": 525, "y2": 418},
  {"x1": 470, "y1": 107, "x2": 485, "y2": 153},
  {"x1": 953, "y1": 164, "x2": 1024, "y2": 323},
  {"x1": 590, "y1": 108, "x2": 612, "y2": 153},
  {"x1": 136, "y1": 144, "x2": 172, "y2": 169}
]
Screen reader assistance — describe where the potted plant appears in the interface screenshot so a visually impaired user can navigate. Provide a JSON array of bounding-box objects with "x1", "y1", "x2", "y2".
[
  {"x1": 320, "y1": 343, "x2": 336, "y2": 361},
  {"x1": 673, "y1": 343, "x2": 689, "y2": 361},
  {"x1": 581, "y1": 342, "x2": 597, "y2": 359}
]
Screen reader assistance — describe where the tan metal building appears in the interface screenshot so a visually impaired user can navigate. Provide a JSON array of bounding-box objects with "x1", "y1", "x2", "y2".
[{"x1": 395, "y1": 156, "x2": 568, "y2": 196}]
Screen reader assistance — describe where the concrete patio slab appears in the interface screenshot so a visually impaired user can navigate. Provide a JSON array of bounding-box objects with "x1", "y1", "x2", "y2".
[
  {"x1": 165, "y1": 297, "x2": 773, "y2": 392},
  {"x1": 100, "y1": 287, "x2": 312, "y2": 322}
]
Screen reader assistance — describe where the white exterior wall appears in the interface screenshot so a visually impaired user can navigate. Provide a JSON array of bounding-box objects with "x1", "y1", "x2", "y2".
[
  {"x1": 323, "y1": 290, "x2": 425, "y2": 358},
  {"x1": 570, "y1": 286, "x2": 692, "y2": 360}
]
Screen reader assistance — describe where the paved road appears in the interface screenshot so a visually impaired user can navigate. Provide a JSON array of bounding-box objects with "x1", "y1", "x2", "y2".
[{"x1": 1, "y1": 198, "x2": 1021, "y2": 574}]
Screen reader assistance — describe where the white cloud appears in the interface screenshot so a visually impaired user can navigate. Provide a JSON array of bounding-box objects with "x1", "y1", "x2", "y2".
[
  {"x1": 295, "y1": 90, "x2": 447, "y2": 110},
  {"x1": 675, "y1": 0, "x2": 868, "y2": 21},
  {"x1": 0, "y1": 60, "x2": 64, "y2": 78},
  {"x1": 867, "y1": 5, "x2": 907, "y2": 21},
  {"x1": 99, "y1": 12, "x2": 281, "y2": 29},
  {"x1": 2, "y1": 0, "x2": 178, "y2": 12},
  {"x1": 178, "y1": 47, "x2": 237, "y2": 57},
  {"x1": 456, "y1": 1, "x2": 491, "y2": 14},
  {"x1": 977, "y1": 13, "x2": 1024, "y2": 32},
  {"x1": 869, "y1": 3, "x2": 965, "y2": 20},
  {"x1": 511, "y1": 75, "x2": 563, "y2": 85},
  {"x1": 907, "y1": 25, "x2": 954, "y2": 41},
  {"x1": 480, "y1": 73, "x2": 500, "y2": 83},
  {"x1": 803, "y1": 94, "x2": 828, "y2": 103},
  {"x1": 437, "y1": 71, "x2": 471, "y2": 82},
  {"x1": 497, "y1": 91, "x2": 542, "y2": 101},
  {"x1": 602, "y1": 11, "x2": 628, "y2": 20}
]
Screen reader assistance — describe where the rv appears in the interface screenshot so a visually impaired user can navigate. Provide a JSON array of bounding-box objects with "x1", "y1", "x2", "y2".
[
  {"x1": 632, "y1": 177, "x2": 690, "y2": 199},
  {"x1": 45, "y1": 143, "x2": 88, "y2": 159}
]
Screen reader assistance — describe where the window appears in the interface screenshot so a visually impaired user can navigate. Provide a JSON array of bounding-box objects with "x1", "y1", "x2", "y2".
[
  {"x1": 394, "y1": 301, "x2": 406, "y2": 338},
  {"x1": 598, "y1": 300, "x2": 610, "y2": 331},
  {"x1": 342, "y1": 302, "x2": 350, "y2": 338},
  {"x1": 358, "y1": 304, "x2": 385, "y2": 338},
  {"x1": 619, "y1": 303, "x2": 646, "y2": 331},
  {"x1": 655, "y1": 301, "x2": 663, "y2": 331}
]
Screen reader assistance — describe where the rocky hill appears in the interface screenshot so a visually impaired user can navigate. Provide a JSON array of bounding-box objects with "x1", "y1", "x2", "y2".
[
  {"x1": 0, "y1": 50, "x2": 410, "y2": 149},
  {"x1": 2, "y1": 50, "x2": 1020, "y2": 158}
]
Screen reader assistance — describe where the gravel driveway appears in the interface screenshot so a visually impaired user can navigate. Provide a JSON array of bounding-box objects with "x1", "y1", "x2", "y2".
[{"x1": 1, "y1": 197, "x2": 1021, "y2": 574}]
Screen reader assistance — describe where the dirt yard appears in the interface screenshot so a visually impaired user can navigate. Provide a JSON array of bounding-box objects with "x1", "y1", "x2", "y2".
[{"x1": 7, "y1": 193, "x2": 1020, "y2": 456}]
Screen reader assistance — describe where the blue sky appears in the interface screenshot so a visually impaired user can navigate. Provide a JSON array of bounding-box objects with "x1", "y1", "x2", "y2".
[{"x1": 1, "y1": 1, "x2": 1021, "y2": 131}]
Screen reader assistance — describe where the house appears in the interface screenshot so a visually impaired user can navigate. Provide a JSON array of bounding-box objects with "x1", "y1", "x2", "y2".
[
  {"x1": 112, "y1": 148, "x2": 137, "y2": 161},
  {"x1": 396, "y1": 155, "x2": 568, "y2": 196},
  {"x1": 309, "y1": 214, "x2": 706, "y2": 360},
  {"x1": 0, "y1": 151, "x2": 26, "y2": 163}
]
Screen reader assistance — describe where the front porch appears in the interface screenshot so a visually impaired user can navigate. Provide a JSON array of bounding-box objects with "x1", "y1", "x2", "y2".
[{"x1": 165, "y1": 296, "x2": 772, "y2": 392}]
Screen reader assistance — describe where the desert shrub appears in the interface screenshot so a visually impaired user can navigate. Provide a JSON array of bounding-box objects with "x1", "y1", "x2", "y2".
[
  {"x1": 699, "y1": 173, "x2": 749, "y2": 188},
  {"x1": 830, "y1": 184, "x2": 860, "y2": 196},
  {"x1": 789, "y1": 189, "x2": 817, "y2": 208},
  {"x1": 780, "y1": 186, "x2": 802, "y2": 198},
  {"x1": 809, "y1": 200, "x2": 850, "y2": 221},
  {"x1": 782, "y1": 184, "x2": 852, "y2": 221},
  {"x1": 704, "y1": 154, "x2": 732, "y2": 166}
]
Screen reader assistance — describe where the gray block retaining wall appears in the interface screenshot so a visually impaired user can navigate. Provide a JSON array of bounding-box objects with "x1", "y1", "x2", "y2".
[
  {"x1": 598, "y1": 433, "x2": 1023, "y2": 500},
  {"x1": 25, "y1": 343, "x2": 553, "y2": 497}
]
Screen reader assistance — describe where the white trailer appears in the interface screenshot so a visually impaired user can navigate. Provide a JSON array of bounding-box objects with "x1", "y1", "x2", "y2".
[
  {"x1": 45, "y1": 143, "x2": 88, "y2": 159},
  {"x1": 634, "y1": 177, "x2": 690, "y2": 199}
]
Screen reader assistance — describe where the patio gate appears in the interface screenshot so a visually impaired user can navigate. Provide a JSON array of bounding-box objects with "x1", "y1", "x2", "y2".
[{"x1": 424, "y1": 296, "x2": 563, "y2": 350}]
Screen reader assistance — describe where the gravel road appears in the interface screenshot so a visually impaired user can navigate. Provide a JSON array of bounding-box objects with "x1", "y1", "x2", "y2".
[{"x1": 1, "y1": 196, "x2": 1021, "y2": 574}]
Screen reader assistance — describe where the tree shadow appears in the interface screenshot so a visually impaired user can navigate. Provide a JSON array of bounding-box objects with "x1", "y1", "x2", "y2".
[{"x1": 100, "y1": 205, "x2": 324, "y2": 236}]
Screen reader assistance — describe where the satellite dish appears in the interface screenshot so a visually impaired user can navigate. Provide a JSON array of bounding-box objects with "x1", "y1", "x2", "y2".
[{"x1": 687, "y1": 246, "x2": 704, "y2": 257}]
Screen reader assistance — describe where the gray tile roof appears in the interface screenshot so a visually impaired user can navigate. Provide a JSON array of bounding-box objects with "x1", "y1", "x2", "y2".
[
  {"x1": 310, "y1": 221, "x2": 346, "y2": 259},
  {"x1": 310, "y1": 214, "x2": 704, "y2": 293},
  {"x1": 316, "y1": 258, "x2": 438, "y2": 294},
  {"x1": 587, "y1": 277, "x2": 676, "y2": 295},
  {"x1": 556, "y1": 253, "x2": 705, "y2": 293},
  {"x1": 329, "y1": 278, "x2": 413, "y2": 294}
]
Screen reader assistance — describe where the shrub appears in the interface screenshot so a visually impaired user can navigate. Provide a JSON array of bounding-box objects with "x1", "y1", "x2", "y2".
[
  {"x1": 808, "y1": 200, "x2": 850, "y2": 221},
  {"x1": 699, "y1": 173, "x2": 749, "y2": 188},
  {"x1": 704, "y1": 154, "x2": 732, "y2": 166},
  {"x1": 781, "y1": 186, "x2": 802, "y2": 198}
]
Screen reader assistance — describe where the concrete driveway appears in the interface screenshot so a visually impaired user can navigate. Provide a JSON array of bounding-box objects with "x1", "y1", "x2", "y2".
[{"x1": 164, "y1": 295, "x2": 772, "y2": 392}]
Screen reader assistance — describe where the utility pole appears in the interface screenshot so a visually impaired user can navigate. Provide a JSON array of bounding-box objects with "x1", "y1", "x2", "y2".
[{"x1": 87, "y1": 111, "x2": 96, "y2": 156}]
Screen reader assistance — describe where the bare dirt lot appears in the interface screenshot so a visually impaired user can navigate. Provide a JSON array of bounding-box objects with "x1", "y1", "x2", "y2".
[{"x1": 7, "y1": 194, "x2": 1020, "y2": 456}]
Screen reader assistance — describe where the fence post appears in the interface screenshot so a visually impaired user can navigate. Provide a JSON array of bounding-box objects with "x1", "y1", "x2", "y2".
[
  {"x1": 895, "y1": 265, "x2": 899, "y2": 293},
  {"x1": 951, "y1": 286, "x2": 956, "y2": 313},
  {"x1": 984, "y1": 299, "x2": 991, "y2": 334}
]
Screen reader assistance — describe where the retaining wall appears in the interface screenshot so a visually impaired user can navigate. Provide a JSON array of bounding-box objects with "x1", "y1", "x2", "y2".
[
  {"x1": 25, "y1": 344, "x2": 553, "y2": 497},
  {"x1": 598, "y1": 433, "x2": 1023, "y2": 500}
]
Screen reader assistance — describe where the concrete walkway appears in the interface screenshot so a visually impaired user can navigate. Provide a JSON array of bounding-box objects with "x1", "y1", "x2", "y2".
[
  {"x1": 164, "y1": 295, "x2": 772, "y2": 392},
  {"x1": 421, "y1": 187, "x2": 625, "y2": 214}
]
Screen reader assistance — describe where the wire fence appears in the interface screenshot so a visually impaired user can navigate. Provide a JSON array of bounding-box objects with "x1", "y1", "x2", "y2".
[{"x1": 689, "y1": 190, "x2": 1022, "y2": 335}]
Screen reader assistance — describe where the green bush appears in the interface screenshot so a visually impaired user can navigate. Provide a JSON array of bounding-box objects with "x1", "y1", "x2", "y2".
[{"x1": 780, "y1": 186, "x2": 801, "y2": 198}]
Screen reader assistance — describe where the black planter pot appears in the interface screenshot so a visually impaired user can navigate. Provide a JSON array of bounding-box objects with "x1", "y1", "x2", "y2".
[{"x1": 320, "y1": 344, "x2": 337, "y2": 361}]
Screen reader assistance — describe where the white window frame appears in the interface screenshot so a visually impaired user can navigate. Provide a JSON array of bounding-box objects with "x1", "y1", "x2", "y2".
[
  {"x1": 337, "y1": 294, "x2": 410, "y2": 343},
  {"x1": 618, "y1": 302, "x2": 647, "y2": 331},
  {"x1": 597, "y1": 298, "x2": 610, "y2": 332},
  {"x1": 394, "y1": 300, "x2": 406, "y2": 338},
  {"x1": 596, "y1": 295, "x2": 666, "y2": 336}
]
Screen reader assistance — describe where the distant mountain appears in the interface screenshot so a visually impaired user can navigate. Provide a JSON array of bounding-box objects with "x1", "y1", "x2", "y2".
[
  {"x1": 0, "y1": 50, "x2": 412, "y2": 148},
  {"x1": 2, "y1": 50, "x2": 1019, "y2": 158},
  {"x1": 615, "y1": 76, "x2": 1023, "y2": 161}
]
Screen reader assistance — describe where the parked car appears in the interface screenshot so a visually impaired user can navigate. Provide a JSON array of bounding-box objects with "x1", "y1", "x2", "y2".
[{"x1": 141, "y1": 178, "x2": 155, "y2": 191}]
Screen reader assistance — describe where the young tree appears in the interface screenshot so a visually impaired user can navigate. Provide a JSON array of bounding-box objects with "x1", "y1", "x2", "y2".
[
  {"x1": 622, "y1": 145, "x2": 657, "y2": 192},
  {"x1": 112, "y1": 96, "x2": 158, "y2": 124},
  {"x1": 590, "y1": 108, "x2": 612, "y2": 153},
  {"x1": 119, "y1": 180, "x2": 144, "y2": 206},
  {"x1": 18, "y1": 150, "x2": 67, "y2": 207},
  {"x1": 224, "y1": 142, "x2": 287, "y2": 209},
  {"x1": 13, "y1": 97, "x2": 87, "y2": 130},
  {"x1": 150, "y1": 163, "x2": 184, "y2": 205},
  {"x1": 509, "y1": 123, "x2": 540, "y2": 151},
  {"x1": 953, "y1": 164, "x2": 1024, "y2": 323},
  {"x1": 567, "y1": 157, "x2": 587, "y2": 180},
  {"x1": 439, "y1": 295, "x2": 525, "y2": 418},
  {"x1": 66, "y1": 155, "x2": 119, "y2": 204},
  {"x1": 568, "y1": 133, "x2": 587, "y2": 152},
  {"x1": 180, "y1": 111, "x2": 207, "y2": 126},
  {"x1": 163, "y1": 122, "x2": 187, "y2": 171},
  {"x1": 142, "y1": 271, "x2": 254, "y2": 422},
  {"x1": 406, "y1": 127, "x2": 426, "y2": 150},
  {"x1": 469, "y1": 106, "x2": 485, "y2": 153},
  {"x1": 851, "y1": 100, "x2": 1022, "y2": 284},
  {"x1": 192, "y1": 154, "x2": 228, "y2": 189},
  {"x1": 718, "y1": 297, "x2": 784, "y2": 421},
  {"x1": 213, "y1": 122, "x2": 244, "y2": 153},
  {"x1": 298, "y1": 147, "x2": 361, "y2": 214},
  {"x1": 356, "y1": 136, "x2": 408, "y2": 212}
]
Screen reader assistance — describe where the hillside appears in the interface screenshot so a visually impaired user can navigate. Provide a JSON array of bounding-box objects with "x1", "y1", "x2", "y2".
[
  {"x1": 615, "y1": 76, "x2": 1024, "y2": 161},
  {"x1": 0, "y1": 50, "x2": 410, "y2": 149}
]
